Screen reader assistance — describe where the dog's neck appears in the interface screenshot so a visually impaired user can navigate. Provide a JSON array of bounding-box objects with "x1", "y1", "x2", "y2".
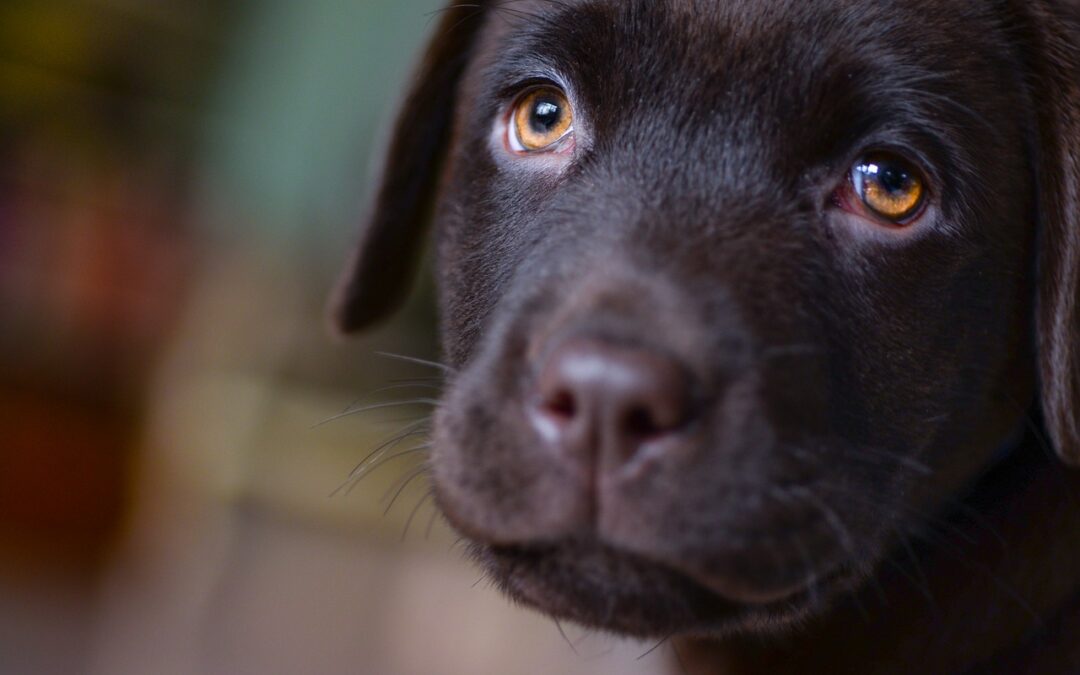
[{"x1": 678, "y1": 429, "x2": 1080, "y2": 675}]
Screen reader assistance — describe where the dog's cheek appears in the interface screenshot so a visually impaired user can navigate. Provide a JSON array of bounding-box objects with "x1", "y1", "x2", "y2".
[{"x1": 822, "y1": 216, "x2": 1035, "y2": 523}]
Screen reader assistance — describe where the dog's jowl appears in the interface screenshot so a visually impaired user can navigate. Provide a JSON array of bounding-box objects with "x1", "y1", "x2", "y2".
[{"x1": 331, "y1": 1, "x2": 1080, "y2": 673}]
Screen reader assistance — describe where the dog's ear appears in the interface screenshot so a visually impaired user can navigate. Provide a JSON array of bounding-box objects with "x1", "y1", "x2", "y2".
[
  {"x1": 1020, "y1": 1, "x2": 1080, "y2": 465},
  {"x1": 330, "y1": 4, "x2": 487, "y2": 334}
]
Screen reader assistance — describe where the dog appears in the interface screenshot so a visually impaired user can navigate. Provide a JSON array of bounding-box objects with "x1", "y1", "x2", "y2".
[{"x1": 330, "y1": 1, "x2": 1080, "y2": 672}]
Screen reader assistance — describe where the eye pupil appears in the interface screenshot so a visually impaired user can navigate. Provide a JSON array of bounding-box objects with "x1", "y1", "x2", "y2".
[
  {"x1": 530, "y1": 99, "x2": 563, "y2": 133},
  {"x1": 877, "y1": 165, "x2": 912, "y2": 194}
]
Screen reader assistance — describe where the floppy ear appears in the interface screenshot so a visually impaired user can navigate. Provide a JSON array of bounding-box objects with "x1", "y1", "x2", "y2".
[
  {"x1": 330, "y1": 3, "x2": 487, "y2": 334},
  {"x1": 1021, "y1": 0, "x2": 1080, "y2": 465}
]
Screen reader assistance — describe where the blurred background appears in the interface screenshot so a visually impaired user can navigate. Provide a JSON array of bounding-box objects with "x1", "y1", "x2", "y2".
[{"x1": 0, "y1": 1, "x2": 668, "y2": 673}]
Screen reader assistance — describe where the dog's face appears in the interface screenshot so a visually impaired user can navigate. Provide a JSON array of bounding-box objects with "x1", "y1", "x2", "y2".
[{"x1": 334, "y1": 0, "x2": 1080, "y2": 639}]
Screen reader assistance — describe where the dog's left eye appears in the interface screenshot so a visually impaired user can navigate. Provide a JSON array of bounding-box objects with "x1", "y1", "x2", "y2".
[
  {"x1": 507, "y1": 86, "x2": 574, "y2": 154},
  {"x1": 850, "y1": 153, "x2": 927, "y2": 223}
]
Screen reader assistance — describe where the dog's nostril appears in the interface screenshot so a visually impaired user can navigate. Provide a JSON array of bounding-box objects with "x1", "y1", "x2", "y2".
[
  {"x1": 542, "y1": 388, "x2": 577, "y2": 421},
  {"x1": 624, "y1": 406, "x2": 662, "y2": 439},
  {"x1": 531, "y1": 337, "x2": 692, "y2": 466}
]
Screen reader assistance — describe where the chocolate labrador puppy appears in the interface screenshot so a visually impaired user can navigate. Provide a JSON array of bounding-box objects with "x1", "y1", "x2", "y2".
[{"x1": 331, "y1": 0, "x2": 1080, "y2": 672}]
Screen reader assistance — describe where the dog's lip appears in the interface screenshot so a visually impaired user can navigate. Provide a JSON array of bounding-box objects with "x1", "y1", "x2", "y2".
[
  {"x1": 480, "y1": 540, "x2": 741, "y2": 636},
  {"x1": 485, "y1": 535, "x2": 846, "y2": 611},
  {"x1": 475, "y1": 539, "x2": 856, "y2": 638},
  {"x1": 645, "y1": 539, "x2": 848, "y2": 606}
]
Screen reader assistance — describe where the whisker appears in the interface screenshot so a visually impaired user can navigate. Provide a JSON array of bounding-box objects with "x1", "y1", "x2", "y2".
[
  {"x1": 637, "y1": 635, "x2": 671, "y2": 661},
  {"x1": 383, "y1": 464, "x2": 432, "y2": 516},
  {"x1": 351, "y1": 430, "x2": 431, "y2": 476},
  {"x1": 375, "y1": 351, "x2": 454, "y2": 374},
  {"x1": 402, "y1": 489, "x2": 435, "y2": 542},
  {"x1": 314, "y1": 398, "x2": 440, "y2": 428},
  {"x1": 424, "y1": 3, "x2": 484, "y2": 35},
  {"x1": 787, "y1": 486, "x2": 889, "y2": 607},
  {"x1": 345, "y1": 445, "x2": 432, "y2": 496},
  {"x1": 487, "y1": 0, "x2": 562, "y2": 29},
  {"x1": 339, "y1": 383, "x2": 443, "y2": 414},
  {"x1": 425, "y1": 1, "x2": 481, "y2": 19},
  {"x1": 554, "y1": 619, "x2": 579, "y2": 656},
  {"x1": 330, "y1": 421, "x2": 431, "y2": 497}
]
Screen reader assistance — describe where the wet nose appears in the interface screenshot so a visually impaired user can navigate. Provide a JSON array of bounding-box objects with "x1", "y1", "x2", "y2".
[{"x1": 531, "y1": 338, "x2": 692, "y2": 466}]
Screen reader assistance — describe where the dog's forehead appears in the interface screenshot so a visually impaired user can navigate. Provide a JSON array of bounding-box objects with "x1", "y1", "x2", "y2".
[
  {"x1": 478, "y1": 0, "x2": 1013, "y2": 110},
  {"x1": 477, "y1": 0, "x2": 987, "y2": 65},
  {"x1": 466, "y1": 0, "x2": 1016, "y2": 192}
]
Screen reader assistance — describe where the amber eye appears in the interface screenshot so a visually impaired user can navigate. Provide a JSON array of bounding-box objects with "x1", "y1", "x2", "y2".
[
  {"x1": 851, "y1": 153, "x2": 927, "y2": 223},
  {"x1": 509, "y1": 86, "x2": 574, "y2": 153}
]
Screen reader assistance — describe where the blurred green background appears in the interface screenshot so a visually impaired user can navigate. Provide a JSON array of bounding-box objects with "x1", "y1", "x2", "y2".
[{"x1": 0, "y1": 2, "x2": 664, "y2": 673}]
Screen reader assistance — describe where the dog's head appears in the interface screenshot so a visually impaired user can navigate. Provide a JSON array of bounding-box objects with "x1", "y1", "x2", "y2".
[{"x1": 332, "y1": 0, "x2": 1080, "y2": 637}]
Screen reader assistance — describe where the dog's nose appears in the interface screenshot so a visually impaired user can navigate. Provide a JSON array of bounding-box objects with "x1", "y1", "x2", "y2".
[{"x1": 531, "y1": 338, "x2": 691, "y2": 466}]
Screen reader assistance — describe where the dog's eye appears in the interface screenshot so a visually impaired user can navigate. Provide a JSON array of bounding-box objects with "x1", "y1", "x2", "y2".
[
  {"x1": 851, "y1": 153, "x2": 926, "y2": 223},
  {"x1": 508, "y1": 86, "x2": 574, "y2": 154}
]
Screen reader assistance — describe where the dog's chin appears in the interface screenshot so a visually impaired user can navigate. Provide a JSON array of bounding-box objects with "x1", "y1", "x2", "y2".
[{"x1": 471, "y1": 539, "x2": 854, "y2": 638}]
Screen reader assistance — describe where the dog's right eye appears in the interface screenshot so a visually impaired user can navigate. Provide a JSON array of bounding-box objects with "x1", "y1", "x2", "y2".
[
  {"x1": 850, "y1": 153, "x2": 927, "y2": 223},
  {"x1": 507, "y1": 86, "x2": 574, "y2": 154}
]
